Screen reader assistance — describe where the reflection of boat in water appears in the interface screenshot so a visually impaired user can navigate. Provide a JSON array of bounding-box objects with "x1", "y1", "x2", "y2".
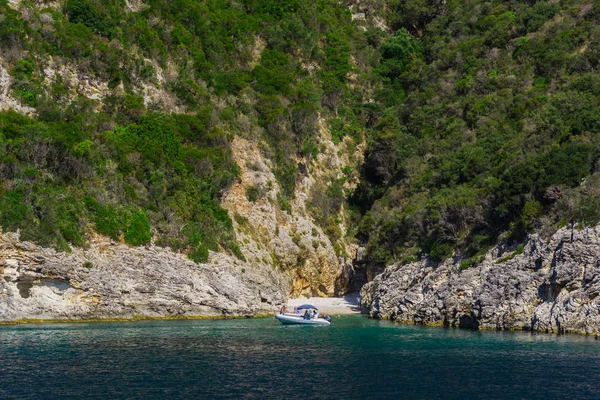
[{"x1": 275, "y1": 304, "x2": 331, "y2": 326}]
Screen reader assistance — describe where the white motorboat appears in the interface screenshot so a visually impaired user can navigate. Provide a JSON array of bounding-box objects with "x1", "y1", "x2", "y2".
[{"x1": 275, "y1": 304, "x2": 331, "y2": 326}]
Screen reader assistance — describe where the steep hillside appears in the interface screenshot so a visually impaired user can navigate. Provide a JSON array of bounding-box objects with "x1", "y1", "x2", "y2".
[
  {"x1": 0, "y1": 0, "x2": 385, "y2": 298},
  {"x1": 3, "y1": 0, "x2": 600, "y2": 322},
  {"x1": 349, "y1": 0, "x2": 600, "y2": 334},
  {"x1": 354, "y1": 0, "x2": 600, "y2": 274}
]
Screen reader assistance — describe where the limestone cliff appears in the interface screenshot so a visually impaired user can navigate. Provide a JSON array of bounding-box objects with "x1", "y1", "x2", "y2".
[
  {"x1": 222, "y1": 119, "x2": 360, "y2": 298},
  {"x1": 361, "y1": 225, "x2": 600, "y2": 335},
  {"x1": 0, "y1": 231, "x2": 286, "y2": 322}
]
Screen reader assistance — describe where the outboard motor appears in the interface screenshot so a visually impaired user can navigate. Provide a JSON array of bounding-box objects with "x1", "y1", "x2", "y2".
[{"x1": 325, "y1": 316, "x2": 331, "y2": 322}]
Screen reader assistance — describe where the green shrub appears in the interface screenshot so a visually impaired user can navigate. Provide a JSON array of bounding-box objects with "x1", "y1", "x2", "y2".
[
  {"x1": 0, "y1": 4, "x2": 26, "y2": 43},
  {"x1": 124, "y1": 211, "x2": 151, "y2": 246},
  {"x1": 253, "y1": 49, "x2": 292, "y2": 95},
  {"x1": 0, "y1": 191, "x2": 28, "y2": 233},
  {"x1": 231, "y1": 244, "x2": 246, "y2": 262},
  {"x1": 85, "y1": 198, "x2": 124, "y2": 240},
  {"x1": 277, "y1": 193, "x2": 292, "y2": 212},
  {"x1": 246, "y1": 186, "x2": 264, "y2": 203},
  {"x1": 189, "y1": 244, "x2": 209, "y2": 263},
  {"x1": 234, "y1": 213, "x2": 249, "y2": 227},
  {"x1": 378, "y1": 28, "x2": 422, "y2": 80},
  {"x1": 302, "y1": 140, "x2": 320, "y2": 159},
  {"x1": 520, "y1": 200, "x2": 543, "y2": 230},
  {"x1": 514, "y1": 244, "x2": 525, "y2": 255},
  {"x1": 460, "y1": 253, "x2": 485, "y2": 270},
  {"x1": 11, "y1": 58, "x2": 36, "y2": 80},
  {"x1": 424, "y1": 239, "x2": 453, "y2": 264},
  {"x1": 73, "y1": 140, "x2": 94, "y2": 157},
  {"x1": 63, "y1": 0, "x2": 120, "y2": 38}
]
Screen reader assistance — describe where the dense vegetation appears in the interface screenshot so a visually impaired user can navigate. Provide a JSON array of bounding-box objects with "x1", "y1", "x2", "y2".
[
  {"x1": 354, "y1": 0, "x2": 600, "y2": 266},
  {"x1": 0, "y1": 0, "x2": 379, "y2": 259},
  {"x1": 2, "y1": 0, "x2": 600, "y2": 271},
  {"x1": 0, "y1": 109, "x2": 241, "y2": 260}
]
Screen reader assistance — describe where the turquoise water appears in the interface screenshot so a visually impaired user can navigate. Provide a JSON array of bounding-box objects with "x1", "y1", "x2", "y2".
[{"x1": 1, "y1": 315, "x2": 599, "y2": 399}]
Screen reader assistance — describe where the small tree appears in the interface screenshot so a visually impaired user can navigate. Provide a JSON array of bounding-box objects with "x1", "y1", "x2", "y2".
[{"x1": 379, "y1": 28, "x2": 423, "y2": 81}]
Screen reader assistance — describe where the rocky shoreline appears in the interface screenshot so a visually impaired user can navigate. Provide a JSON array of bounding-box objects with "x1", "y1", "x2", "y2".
[
  {"x1": 361, "y1": 225, "x2": 600, "y2": 335},
  {"x1": 0, "y1": 231, "x2": 287, "y2": 323},
  {"x1": 6, "y1": 221, "x2": 600, "y2": 335}
]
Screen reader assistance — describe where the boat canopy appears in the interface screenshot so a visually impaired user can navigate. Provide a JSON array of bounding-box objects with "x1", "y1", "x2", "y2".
[{"x1": 296, "y1": 304, "x2": 318, "y2": 310}]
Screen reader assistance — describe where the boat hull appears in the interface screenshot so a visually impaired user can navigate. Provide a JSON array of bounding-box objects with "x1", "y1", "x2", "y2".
[{"x1": 275, "y1": 314, "x2": 331, "y2": 326}]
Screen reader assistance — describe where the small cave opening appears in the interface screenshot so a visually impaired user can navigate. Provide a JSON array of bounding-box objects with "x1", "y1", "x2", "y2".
[
  {"x1": 458, "y1": 314, "x2": 481, "y2": 330},
  {"x1": 16, "y1": 280, "x2": 34, "y2": 299}
]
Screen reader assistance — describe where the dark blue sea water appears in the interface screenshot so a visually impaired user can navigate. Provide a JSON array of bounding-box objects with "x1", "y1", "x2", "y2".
[{"x1": 1, "y1": 315, "x2": 599, "y2": 399}]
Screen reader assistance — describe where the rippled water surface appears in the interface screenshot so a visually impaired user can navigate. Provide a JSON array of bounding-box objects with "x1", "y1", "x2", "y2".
[{"x1": 1, "y1": 315, "x2": 599, "y2": 399}]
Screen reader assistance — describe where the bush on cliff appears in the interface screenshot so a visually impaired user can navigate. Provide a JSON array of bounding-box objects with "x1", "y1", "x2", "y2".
[{"x1": 124, "y1": 211, "x2": 152, "y2": 246}]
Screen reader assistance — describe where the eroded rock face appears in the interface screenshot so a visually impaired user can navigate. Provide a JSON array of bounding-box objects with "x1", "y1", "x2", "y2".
[
  {"x1": 361, "y1": 225, "x2": 600, "y2": 334},
  {"x1": 0, "y1": 231, "x2": 286, "y2": 322},
  {"x1": 222, "y1": 126, "x2": 359, "y2": 298}
]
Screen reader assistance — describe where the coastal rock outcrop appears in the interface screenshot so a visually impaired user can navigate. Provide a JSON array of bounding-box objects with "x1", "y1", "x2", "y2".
[
  {"x1": 0, "y1": 231, "x2": 287, "y2": 322},
  {"x1": 361, "y1": 225, "x2": 600, "y2": 334}
]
